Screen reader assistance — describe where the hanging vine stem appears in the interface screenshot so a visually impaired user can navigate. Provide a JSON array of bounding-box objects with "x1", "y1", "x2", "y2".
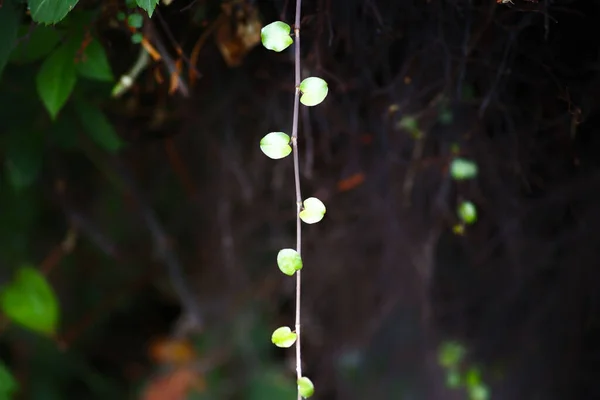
[
  {"x1": 260, "y1": 1, "x2": 329, "y2": 398},
  {"x1": 291, "y1": 0, "x2": 304, "y2": 394}
]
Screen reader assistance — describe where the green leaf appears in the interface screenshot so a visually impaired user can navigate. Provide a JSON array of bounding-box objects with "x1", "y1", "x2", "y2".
[
  {"x1": 9, "y1": 25, "x2": 63, "y2": 64},
  {"x1": 29, "y1": 0, "x2": 80, "y2": 24},
  {"x1": 465, "y1": 367, "x2": 482, "y2": 388},
  {"x1": 398, "y1": 116, "x2": 418, "y2": 132},
  {"x1": 450, "y1": 158, "x2": 478, "y2": 180},
  {"x1": 445, "y1": 368, "x2": 462, "y2": 389},
  {"x1": 468, "y1": 384, "x2": 490, "y2": 400},
  {"x1": 261, "y1": 21, "x2": 293, "y2": 52},
  {"x1": 260, "y1": 132, "x2": 291, "y2": 160},
  {"x1": 0, "y1": 360, "x2": 18, "y2": 398},
  {"x1": 127, "y1": 13, "x2": 144, "y2": 29},
  {"x1": 297, "y1": 377, "x2": 315, "y2": 398},
  {"x1": 76, "y1": 39, "x2": 113, "y2": 81},
  {"x1": 131, "y1": 32, "x2": 143, "y2": 44},
  {"x1": 458, "y1": 201, "x2": 477, "y2": 225},
  {"x1": 438, "y1": 341, "x2": 465, "y2": 368},
  {"x1": 277, "y1": 249, "x2": 302, "y2": 276},
  {"x1": 299, "y1": 197, "x2": 326, "y2": 224},
  {"x1": 271, "y1": 326, "x2": 297, "y2": 348},
  {"x1": 135, "y1": 0, "x2": 159, "y2": 17},
  {"x1": 0, "y1": 265, "x2": 59, "y2": 335},
  {"x1": 74, "y1": 101, "x2": 123, "y2": 153},
  {"x1": 36, "y1": 42, "x2": 78, "y2": 119},
  {"x1": 0, "y1": 3, "x2": 20, "y2": 79},
  {"x1": 299, "y1": 77, "x2": 328, "y2": 107}
]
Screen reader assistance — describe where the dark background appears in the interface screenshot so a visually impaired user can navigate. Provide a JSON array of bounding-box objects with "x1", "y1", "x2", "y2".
[{"x1": 2, "y1": 0, "x2": 600, "y2": 399}]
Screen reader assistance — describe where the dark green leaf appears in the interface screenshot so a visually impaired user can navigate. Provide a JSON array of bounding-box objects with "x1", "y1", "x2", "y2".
[
  {"x1": 10, "y1": 25, "x2": 63, "y2": 64},
  {"x1": 0, "y1": 360, "x2": 18, "y2": 398},
  {"x1": 36, "y1": 42, "x2": 78, "y2": 119},
  {"x1": 135, "y1": 0, "x2": 159, "y2": 17},
  {"x1": 131, "y1": 32, "x2": 143, "y2": 44},
  {"x1": 4, "y1": 129, "x2": 43, "y2": 190},
  {"x1": 127, "y1": 13, "x2": 143, "y2": 29},
  {"x1": 0, "y1": 3, "x2": 20, "y2": 78},
  {"x1": 0, "y1": 265, "x2": 60, "y2": 335},
  {"x1": 28, "y1": 0, "x2": 80, "y2": 25},
  {"x1": 75, "y1": 101, "x2": 123, "y2": 153},
  {"x1": 76, "y1": 39, "x2": 113, "y2": 81}
]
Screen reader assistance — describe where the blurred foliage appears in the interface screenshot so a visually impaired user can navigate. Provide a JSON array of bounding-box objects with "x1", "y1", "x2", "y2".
[{"x1": 0, "y1": 0, "x2": 303, "y2": 398}]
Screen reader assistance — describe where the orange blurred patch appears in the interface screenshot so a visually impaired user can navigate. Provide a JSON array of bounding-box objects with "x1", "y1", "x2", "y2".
[
  {"x1": 337, "y1": 172, "x2": 366, "y2": 192},
  {"x1": 141, "y1": 367, "x2": 205, "y2": 400},
  {"x1": 149, "y1": 337, "x2": 196, "y2": 366}
]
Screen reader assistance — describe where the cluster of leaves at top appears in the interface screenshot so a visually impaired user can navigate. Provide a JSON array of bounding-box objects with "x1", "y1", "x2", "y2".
[
  {"x1": 0, "y1": 0, "x2": 156, "y2": 158},
  {"x1": 259, "y1": 20, "x2": 329, "y2": 399}
]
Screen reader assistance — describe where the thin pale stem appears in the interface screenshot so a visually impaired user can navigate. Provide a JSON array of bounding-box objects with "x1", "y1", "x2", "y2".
[{"x1": 291, "y1": 0, "x2": 303, "y2": 397}]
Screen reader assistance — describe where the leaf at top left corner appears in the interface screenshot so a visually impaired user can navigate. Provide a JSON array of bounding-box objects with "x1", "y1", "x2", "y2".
[
  {"x1": 28, "y1": 0, "x2": 80, "y2": 25},
  {"x1": 0, "y1": 2, "x2": 21, "y2": 79},
  {"x1": 36, "y1": 42, "x2": 78, "y2": 120}
]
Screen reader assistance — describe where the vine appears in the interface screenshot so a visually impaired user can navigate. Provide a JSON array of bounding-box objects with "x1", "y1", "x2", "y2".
[{"x1": 260, "y1": 2, "x2": 329, "y2": 398}]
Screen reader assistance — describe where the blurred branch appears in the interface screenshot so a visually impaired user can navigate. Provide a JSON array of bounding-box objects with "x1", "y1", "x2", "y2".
[
  {"x1": 79, "y1": 139, "x2": 203, "y2": 330},
  {"x1": 112, "y1": 159, "x2": 203, "y2": 327}
]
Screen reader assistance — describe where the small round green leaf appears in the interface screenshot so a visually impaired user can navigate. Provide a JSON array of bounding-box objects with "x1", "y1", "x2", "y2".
[
  {"x1": 271, "y1": 326, "x2": 297, "y2": 348},
  {"x1": 458, "y1": 201, "x2": 477, "y2": 225},
  {"x1": 127, "y1": 13, "x2": 144, "y2": 29},
  {"x1": 261, "y1": 21, "x2": 293, "y2": 52},
  {"x1": 0, "y1": 265, "x2": 59, "y2": 336},
  {"x1": 450, "y1": 158, "x2": 478, "y2": 180},
  {"x1": 131, "y1": 32, "x2": 144, "y2": 44},
  {"x1": 468, "y1": 384, "x2": 490, "y2": 400},
  {"x1": 297, "y1": 376, "x2": 315, "y2": 398},
  {"x1": 465, "y1": 367, "x2": 482, "y2": 388},
  {"x1": 299, "y1": 197, "x2": 326, "y2": 224},
  {"x1": 277, "y1": 248, "x2": 302, "y2": 276},
  {"x1": 299, "y1": 77, "x2": 328, "y2": 106},
  {"x1": 446, "y1": 368, "x2": 462, "y2": 389},
  {"x1": 438, "y1": 341, "x2": 466, "y2": 368},
  {"x1": 453, "y1": 224, "x2": 465, "y2": 235},
  {"x1": 399, "y1": 116, "x2": 418, "y2": 132},
  {"x1": 260, "y1": 132, "x2": 291, "y2": 159}
]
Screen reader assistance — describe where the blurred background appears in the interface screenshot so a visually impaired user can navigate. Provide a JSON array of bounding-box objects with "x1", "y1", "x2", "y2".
[{"x1": 1, "y1": 0, "x2": 600, "y2": 399}]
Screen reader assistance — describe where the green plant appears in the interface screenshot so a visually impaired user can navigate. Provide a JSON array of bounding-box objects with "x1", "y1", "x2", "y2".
[
  {"x1": 0, "y1": 0, "x2": 161, "y2": 396},
  {"x1": 438, "y1": 341, "x2": 491, "y2": 400},
  {"x1": 259, "y1": 2, "x2": 329, "y2": 398}
]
